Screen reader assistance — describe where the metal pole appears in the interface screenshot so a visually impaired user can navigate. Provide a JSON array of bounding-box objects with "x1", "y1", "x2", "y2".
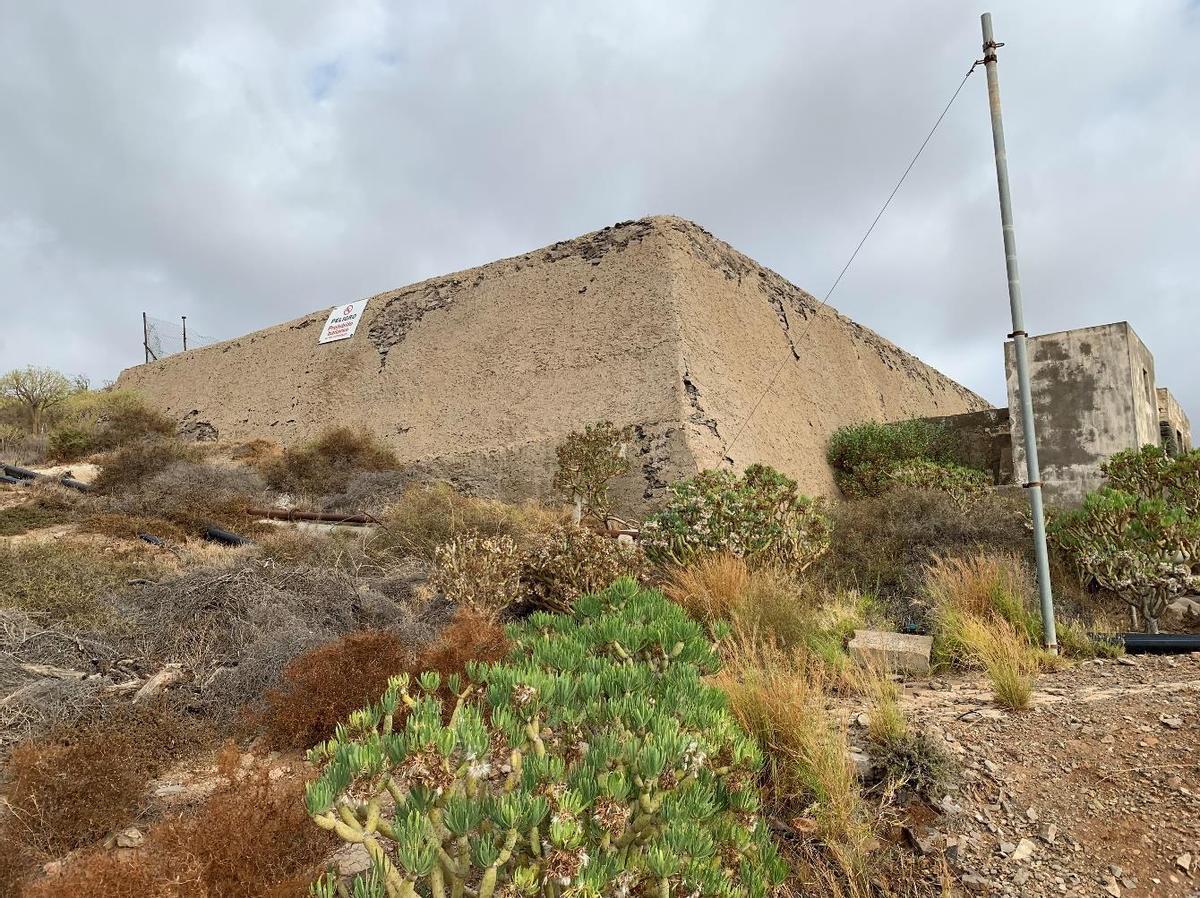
[
  {"x1": 981, "y1": 12, "x2": 1057, "y2": 652},
  {"x1": 143, "y1": 312, "x2": 149, "y2": 364},
  {"x1": 182, "y1": 315, "x2": 188, "y2": 352}
]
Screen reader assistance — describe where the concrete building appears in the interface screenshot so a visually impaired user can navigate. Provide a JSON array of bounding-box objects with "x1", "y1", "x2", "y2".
[
  {"x1": 116, "y1": 216, "x2": 989, "y2": 510},
  {"x1": 930, "y1": 321, "x2": 1192, "y2": 505},
  {"x1": 1004, "y1": 322, "x2": 1161, "y2": 503},
  {"x1": 1157, "y1": 388, "x2": 1193, "y2": 456}
]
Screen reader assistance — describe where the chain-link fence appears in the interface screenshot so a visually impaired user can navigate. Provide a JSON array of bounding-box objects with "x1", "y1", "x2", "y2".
[{"x1": 143, "y1": 314, "x2": 216, "y2": 362}]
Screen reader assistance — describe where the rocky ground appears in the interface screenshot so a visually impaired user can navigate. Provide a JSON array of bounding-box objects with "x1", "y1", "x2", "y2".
[{"x1": 888, "y1": 653, "x2": 1200, "y2": 897}]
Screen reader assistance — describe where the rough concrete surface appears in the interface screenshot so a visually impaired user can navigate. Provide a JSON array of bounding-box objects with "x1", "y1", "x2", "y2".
[
  {"x1": 848, "y1": 629, "x2": 933, "y2": 675},
  {"x1": 117, "y1": 216, "x2": 988, "y2": 509},
  {"x1": 1006, "y1": 322, "x2": 1160, "y2": 504}
]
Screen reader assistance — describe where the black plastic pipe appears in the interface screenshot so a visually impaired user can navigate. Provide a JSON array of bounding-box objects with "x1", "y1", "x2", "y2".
[
  {"x1": 203, "y1": 525, "x2": 252, "y2": 546},
  {"x1": 58, "y1": 476, "x2": 93, "y2": 493},
  {"x1": 1106, "y1": 632, "x2": 1200, "y2": 654},
  {"x1": 2, "y1": 463, "x2": 39, "y2": 481},
  {"x1": 0, "y1": 475, "x2": 20, "y2": 485}
]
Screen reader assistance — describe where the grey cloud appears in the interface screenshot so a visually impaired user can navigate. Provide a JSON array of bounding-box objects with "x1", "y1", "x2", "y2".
[{"x1": 0, "y1": 0, "x2": 1195, "y2": 419}]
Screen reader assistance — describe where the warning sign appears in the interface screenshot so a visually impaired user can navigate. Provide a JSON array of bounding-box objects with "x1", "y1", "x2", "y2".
[{"x1": 318, "y1": 300, "x2": 368, "y2": 344}]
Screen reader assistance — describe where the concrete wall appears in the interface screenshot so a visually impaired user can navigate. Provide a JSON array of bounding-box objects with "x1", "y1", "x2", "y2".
[
  {"x1": 921, "y1": 407, "x2": 1014, "y2": 485},
  {"x1": 1157, "y1": 388, "x2": 1193, "y2": 455},
  {"x1": 117, "y1": 216, "x2": 989, "y2": 510},
  {"x1": 1005, "y1": 321, "x2": 1157, "y2": 504}
]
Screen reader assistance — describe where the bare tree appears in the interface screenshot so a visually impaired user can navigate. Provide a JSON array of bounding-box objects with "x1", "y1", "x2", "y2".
[{"x1": 0, "y1": 366, "x2": 75, "y2": 434}]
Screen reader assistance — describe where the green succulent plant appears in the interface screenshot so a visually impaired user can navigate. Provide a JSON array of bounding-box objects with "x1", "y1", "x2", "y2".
[
  {"x1": 1051, "y1": 487, "x2": 1200, "y2": 633},
  {"x1": 306, "y1": 578, "x2": 786, "y2": 898}
]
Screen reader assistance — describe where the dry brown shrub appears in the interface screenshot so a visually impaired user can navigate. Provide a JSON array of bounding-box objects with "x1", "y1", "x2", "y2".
[
  {"x1": 20, "y1": 852, "x2": 160, "y2": 898},
  {"x1": 262, "y1": 426, "x2": 399, "y2": 497},
  {"x1": 155, "y1": 770, "x2": 331, "y2": 897},
  {"x1": 20, "y1": 771, "x2": 331, "y2": 898},
  {"x1": 413, "y1": 607, "x2": 509, "y2": 682},
  {"x1": 4, "y1": 702, "x2": 194, "y2": 857},
  {"x1": 252, "y1": 609, "x2": 507, "y2": 749},
  {"x1": 520, "y1": 523, "x2": 650, "y2": 615},
  {"x1": 253, "y1": 629, "x2": 413, "y2": 749},
  {"x1": 92, "y1": 439, "x2": 200, "y2": 495},
  {"x1": 114, "y1": 460, "x2": 270, "y2": 534},
  {"x1": 231, "y1": 437, "x2": 283, "y2": 464},
  {"x1": 430, "y1": 534, "x2": 524, "y2": 617}
]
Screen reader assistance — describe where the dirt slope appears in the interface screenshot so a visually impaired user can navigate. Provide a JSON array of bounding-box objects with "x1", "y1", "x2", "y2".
[{"x1": 892, "y1": 654, "x2": 1200, "y2": 897}]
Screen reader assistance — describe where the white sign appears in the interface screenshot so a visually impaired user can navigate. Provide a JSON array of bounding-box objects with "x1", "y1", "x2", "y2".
[{"x1": 318, "y1": 299, "x2": 369, "y2": 344}]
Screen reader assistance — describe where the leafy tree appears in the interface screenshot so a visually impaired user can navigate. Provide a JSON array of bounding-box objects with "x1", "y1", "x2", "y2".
[
  {"x1": 0, "y1": 366, "x2": 78, "y2": 434},
  {"x1": 552, "y1": 421, "x2": 632, "y2": 523}
]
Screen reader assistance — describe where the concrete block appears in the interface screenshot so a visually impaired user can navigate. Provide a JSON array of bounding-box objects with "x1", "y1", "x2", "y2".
[{"x1": 848, "y1": 630, "x2": 933, "y2": 676}]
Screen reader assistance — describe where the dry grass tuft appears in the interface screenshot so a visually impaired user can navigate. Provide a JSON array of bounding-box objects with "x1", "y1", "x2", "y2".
[
  {"x1": 923, "y1": 553, "x2": 1039, "y2": 709},
  {"x1": 851, "y1": 662, "x2": 907, "y2": 747},
  {"x1": 959, "y1": 616, "x2": 1035, "y2": 710},
  {"x1": 664, "y1": 553, "x2": 826, "y2": 647},
  {"x1": 715, "y1": 635, "x2": 874, "y2": 894}
]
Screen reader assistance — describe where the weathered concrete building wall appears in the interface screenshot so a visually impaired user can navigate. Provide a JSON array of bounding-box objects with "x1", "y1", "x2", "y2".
[
  {"x1": 1005, "y1": 322, "x2": 1159, "y2": 504},
  {"x1": 1157, "y1": 388, "x2": 1193, "y2": 454},
  {"x1": 117, "y1": 216, "x2": 989, "y2": 510},
  {"x1": 921, "y1": 407, "x2": 1014, "y2": 485}
]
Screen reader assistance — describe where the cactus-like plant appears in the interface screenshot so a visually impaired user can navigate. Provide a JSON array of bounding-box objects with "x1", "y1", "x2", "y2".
[
  {"x1": 1051, "y1": 489, "x2": 1200, "y2": 633},
  {"x1": 306, "y1": 579, "x2": 787, "y2": 898}
]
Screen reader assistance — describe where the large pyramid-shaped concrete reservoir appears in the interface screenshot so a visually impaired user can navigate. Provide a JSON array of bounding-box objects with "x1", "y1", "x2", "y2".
[{"x1": 117, "y1": 216, "x2": 989, "y2": 508}]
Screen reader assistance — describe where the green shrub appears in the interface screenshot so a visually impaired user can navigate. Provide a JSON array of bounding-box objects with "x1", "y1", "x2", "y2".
[
  {"x1": 46, "y1": 425, "x2": 93, "y2": 462},
  {"x1": 371, "y1": 482, "x2": 559, "y2": 562},
  {"x1": 642, "y1": 464, "x2": 831, "y2": 571},
  {"x1": 263, "y1": 426, "x2": 400, "y2": 497},
  {"x1": 520, "y1": 523, "x2": 649, "y2": 614},
  {"x1": 826, "y1": 420, "x2": 959, "y2": 498},
  {"x1": 305, "y1": 579, "x2": 786, "y2": 898},
  {"x1": 46, "y1": 390, "x2": 174, "y2": 461},
  {"x1": 886, "y1": 458, "x2": 989, "y2": 505},
  {"x1": 1102, "y1": 445, "x2": 1200, "y2": 514},
  {"x1": 552, "y1": 420, "x2": 632, "y2": 522}
]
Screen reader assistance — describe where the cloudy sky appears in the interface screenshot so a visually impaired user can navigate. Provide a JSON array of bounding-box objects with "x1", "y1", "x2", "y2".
[{"x1": 1, "y1": 1, "x2": 1196, "y2": 419}]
